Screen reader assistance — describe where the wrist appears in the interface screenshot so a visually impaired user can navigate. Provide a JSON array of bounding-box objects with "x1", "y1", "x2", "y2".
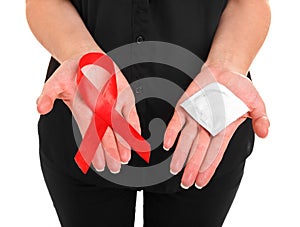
[
  {"x1": 57, "y1": 44, "x2": 105, "y2": 63},
  {"x1": 202, "y1": 61, "x2": 249, "y2": 77},
  {"x1": 201, "y1": 63, "x2": 248, "y2": 82}
]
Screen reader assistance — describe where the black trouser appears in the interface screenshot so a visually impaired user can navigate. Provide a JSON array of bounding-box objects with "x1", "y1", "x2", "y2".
[
  {"x1": 41, "y1": 153, "x2": 248, "y2": 227},
  {"x1": 41, "y1": 154, "x2": 247, "y2": 227},
  {"x1": 39, "y1": 100, "x2": 254, "y2": 227}
]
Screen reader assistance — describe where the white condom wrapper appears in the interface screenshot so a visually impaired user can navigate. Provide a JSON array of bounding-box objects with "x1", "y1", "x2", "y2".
[{"x1": 180, "y1": 82, "x2": 249, "y2": 136}]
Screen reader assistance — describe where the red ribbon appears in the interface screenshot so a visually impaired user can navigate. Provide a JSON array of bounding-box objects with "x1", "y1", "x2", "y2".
[{"x1": 74, "y1": 53, "x2": 151, "y2": 174}]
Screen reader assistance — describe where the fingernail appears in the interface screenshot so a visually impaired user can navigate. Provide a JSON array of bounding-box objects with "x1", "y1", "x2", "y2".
[
  {"x1": 95, "y1": 167, "x2": 105, "y2": 172},
  {"x1": 164, "y1": 138, "x2": 172, "y2": 148},
  {"x1": 180, "y1": 182, "x2": 190, "y2": 190},
  {"x1": 194, "y1": 183, "x2": 203, "y2": 190},
  {"x1": 120, "y1": 154, "x2": 130, "y2": 164},
  {"x1": 110, "y1": 169, "x2": 121, "y2": 174},
  {"x1": 170, "y1": 169, "x2": 179, "y2": 175},
  {"x1": 163, "y1": 145, "x2": 170, "y2": 151},
  {"x1": 170, "y1": 161, "x2": 181, "y2": 175}
]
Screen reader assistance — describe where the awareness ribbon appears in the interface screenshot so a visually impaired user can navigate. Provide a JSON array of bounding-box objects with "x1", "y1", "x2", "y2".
[{"x1": 74, "y1": 53, "x2": 151, "y2": 173}]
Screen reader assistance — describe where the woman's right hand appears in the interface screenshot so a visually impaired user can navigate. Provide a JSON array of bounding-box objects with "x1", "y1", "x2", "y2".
[{"x1": 37, "y1": 54, "x2": 141, "y2": 174}]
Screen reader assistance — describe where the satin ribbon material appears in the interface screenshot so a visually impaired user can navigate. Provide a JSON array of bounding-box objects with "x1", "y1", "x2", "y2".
[{"x1": 74, "y1": 53, "x2": 151, "y2": 174}]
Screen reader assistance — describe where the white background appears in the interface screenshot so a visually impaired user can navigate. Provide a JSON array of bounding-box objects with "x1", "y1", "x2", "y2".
[{"x1": 1, "y1": 1, "x2": 299, "y2": 226}]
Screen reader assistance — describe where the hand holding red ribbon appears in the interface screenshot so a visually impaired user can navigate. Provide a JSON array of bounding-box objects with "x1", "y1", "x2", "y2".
[
  {"x1": 37, "y1": 52, "x2": 150, "y2": 174},
  {"x1": 75, "y1": 53, "x2": 150, "y2": 173}
]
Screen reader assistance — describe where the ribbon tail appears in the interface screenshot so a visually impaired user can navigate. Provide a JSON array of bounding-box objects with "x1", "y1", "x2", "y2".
[
  {"x1": 74, "y1": 116, "x2": 107, "y2": 174},
  {"x1": 111, "y1": 110, "x2": 151, "y2": 163}
]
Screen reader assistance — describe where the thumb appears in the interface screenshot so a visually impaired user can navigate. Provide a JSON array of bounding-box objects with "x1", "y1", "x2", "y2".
[
  {"x1": 249, "y1": 92, "x2": 270, "y2": 138},
  {"x1": 253, "y1": 115, "x2": 270, "y2": 138},
  {"x1": 37, "y1": 81, "x2": 64, "y2": 115},
  {"x1": 37, "y1": 94, "x2": 54, "y2": 115}
]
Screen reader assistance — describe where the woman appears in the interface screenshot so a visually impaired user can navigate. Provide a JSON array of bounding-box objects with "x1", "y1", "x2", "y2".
[{"x1": 26, "y1": 0, "x2": 271, "y2": 226}]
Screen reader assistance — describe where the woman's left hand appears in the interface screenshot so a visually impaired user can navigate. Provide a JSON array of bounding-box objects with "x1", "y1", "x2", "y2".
[{"x1": 163, "y1": 66, "x2": 270, "y2": 189}]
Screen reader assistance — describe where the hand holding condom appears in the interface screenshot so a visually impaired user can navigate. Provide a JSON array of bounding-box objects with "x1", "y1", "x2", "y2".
[{"x1": 163, "y1": 66, "x2": 270, "y2": 189}]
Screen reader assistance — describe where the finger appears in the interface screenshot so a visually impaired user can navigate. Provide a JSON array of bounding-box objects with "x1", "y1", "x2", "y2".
[
  {"x1": 163, "y1": 109, "x2": 186, "y2": 150},
  {"x1": 180, "y1": 127, "x2": 210, "y2": 189},
  {"x1": 115, "y1": 133, "x2": 131, "y2": 164},
  {"x1": 37, "y1": 81, "x2": 64, "y2": 115},
  {"x1": 92, "y1": 143, "x2": 106, "y2": 172},
  {"x1": 101, "y1": 127, "x2": 121, "y2": 174},
  {"x1": 122, "y1": 102, "x2": 141, "y2": 135},
  {"x1": 249, "y1": 92, "x2": 270, "y2": 138},
  {"x1": 170, "y1": 121, "x2": 198, "y2": 175},
  {"x1": 115, "y1": 74, "x2": 141, "y2": 161},
  {"x1": 195, "y1": 118, "x2": 244, "y2": 188},
  {"x1": 71, "y1": 87, "x2": 95, "y2": 134},
  {"x1": 118, "y1": 96, "x2": 140, "y2": 164}
]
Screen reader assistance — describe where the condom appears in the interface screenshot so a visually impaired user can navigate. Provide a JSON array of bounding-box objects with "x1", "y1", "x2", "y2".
[{"x1": 180, "y1": 82, "x2": 249, "y2": 136}]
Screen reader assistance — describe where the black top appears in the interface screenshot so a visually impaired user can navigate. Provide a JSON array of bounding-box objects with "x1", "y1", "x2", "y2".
[{"x1": 43, "y1": 0, "x2": 254, "y2": 193}]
